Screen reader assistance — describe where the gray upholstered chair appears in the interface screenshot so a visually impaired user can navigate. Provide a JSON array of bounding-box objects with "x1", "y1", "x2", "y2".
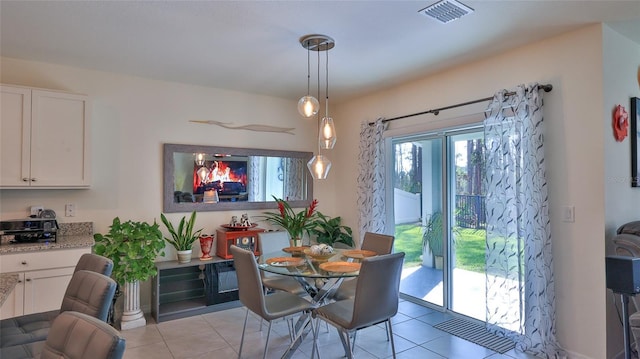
[
  {"x1": 74, "y1": 253, "x2": 114, "y2": 276},
  {"x1": 0, "y1": 270, "x2": 117, "y2": 350},
  {"x1": 258, "y1": 231, "x2": 306, "y2": 296},
  {"x1": 39, "y1": 311, "x2": 125, "y2": 359},
  {"x1": 231, "y1": 245, "x2": 316, "y2": 359},
  {"x1": 312, "y1": 252, "x2": 405, "y2": 359},
  {"x1": 332, "y1": 232, "x2": 395, "y2": 301}
]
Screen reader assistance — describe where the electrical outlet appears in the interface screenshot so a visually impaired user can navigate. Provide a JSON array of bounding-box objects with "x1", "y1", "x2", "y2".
[
  {"x1": 30, "y1": 206, "x2": 44, "y2": 217},
  {"x1": 65, "y1": 203, "x2": 75, "y2": 217}
]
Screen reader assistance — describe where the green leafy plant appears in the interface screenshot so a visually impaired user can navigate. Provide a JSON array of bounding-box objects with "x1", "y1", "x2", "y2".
[
  {"x1": 261, "y1": 196, "x2": 318, "y2": 244},
  {"x1": 310, "y1": 212, "x2": 354, "y2": 247},
  {"x1": 422, "y1": 212, "x2": 445, "y2": 257},
  {"x1": 160, "y1": 210, "x2": 203, "y2": 251},
  {"x1": 94, "y1": 218, "x2": 166, "y2": 285}
]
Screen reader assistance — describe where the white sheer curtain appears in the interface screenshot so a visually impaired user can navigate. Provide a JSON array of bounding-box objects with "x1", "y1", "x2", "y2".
[
  {"x1": 283, "y1": 158, "x2": 305, "y2": 200},
  {"x1": 484, "y1": 84, "x2": 564, "y2": 357},
  {"x1": 357, "y1": 118, "x2": 387, "y2": 246}
]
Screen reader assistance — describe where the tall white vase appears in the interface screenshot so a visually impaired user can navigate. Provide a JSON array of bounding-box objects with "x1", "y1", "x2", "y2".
[{"x1": 120, "y1": 280, "x2": 146, "y2": 330}]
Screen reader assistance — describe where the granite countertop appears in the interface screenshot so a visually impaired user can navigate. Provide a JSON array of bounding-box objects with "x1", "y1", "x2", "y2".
[
  {"x1": 0, "y1": 222, "x2": 94, "y2": 254},
  {"x1": 0, "y1": 273, "x2": 19, "y2": 307}
]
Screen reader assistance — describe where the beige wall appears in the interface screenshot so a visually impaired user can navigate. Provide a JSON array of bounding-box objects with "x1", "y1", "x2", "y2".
[{"x1": 331, "y1": 24, "x2": 638, "y2": 359}]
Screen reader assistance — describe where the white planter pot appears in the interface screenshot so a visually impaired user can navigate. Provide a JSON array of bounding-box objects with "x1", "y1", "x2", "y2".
[{"x1": 177, "y1": 249, "x2": 193, "y2": 263}]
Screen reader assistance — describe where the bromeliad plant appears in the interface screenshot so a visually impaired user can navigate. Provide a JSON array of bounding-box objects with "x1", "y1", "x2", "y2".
[
  {"x1": 160, "y1": 210, "x2": 203, "y2": 251},
  {"x1": 261, "y1": 196, "x2": 318, "y2": 246}
]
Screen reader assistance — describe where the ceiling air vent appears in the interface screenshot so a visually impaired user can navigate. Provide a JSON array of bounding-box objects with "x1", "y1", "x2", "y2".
[{"x1": 419, "y1": 0, "x2": 474, "y2": 24}]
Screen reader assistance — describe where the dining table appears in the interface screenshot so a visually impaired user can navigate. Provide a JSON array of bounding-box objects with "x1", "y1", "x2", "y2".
[{"x1": 257, "y1": 246, "x2": 377, "y2": 358}]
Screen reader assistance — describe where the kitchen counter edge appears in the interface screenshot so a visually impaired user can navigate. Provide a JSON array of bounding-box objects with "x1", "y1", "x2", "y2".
[{"x1": 0, "y1": 235, "x2": 95, "y2": 255}]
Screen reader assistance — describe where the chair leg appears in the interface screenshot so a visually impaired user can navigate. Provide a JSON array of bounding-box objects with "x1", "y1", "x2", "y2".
[
  {"x1": 343, "y1": 330, "x2": 354, "y2": 359},
  {"x1": 385, "y1": 320, "x2": 390, "y2": 341},
  {"x1": 388, "y1": 319, "x2": 396, "y2": 359},
  {"x1": 238, "y1": 309, "x2": 249, "y2": 359},
  {"x1": 263, "y1": 321, "x2": 272, "y2": 359},
  {"x1": 351, "y1": 331, "x2": 357, "y2": 352}
]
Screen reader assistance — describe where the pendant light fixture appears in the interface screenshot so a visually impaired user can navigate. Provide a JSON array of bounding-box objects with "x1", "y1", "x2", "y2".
[
  {"x1": 301, "y1": 34, "x2": 335, "y2": 180},
  {"x1": 297, "y1": 41, "x2": 319, "y2": 118},
  {"x1": 319, "y1": 46, "x2": 336, "y2": 150}
]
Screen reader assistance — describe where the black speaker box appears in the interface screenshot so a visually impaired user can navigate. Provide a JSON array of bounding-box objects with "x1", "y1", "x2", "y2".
[{"x1": 606, "y1": 256, "x2": 640, "y2": 294}]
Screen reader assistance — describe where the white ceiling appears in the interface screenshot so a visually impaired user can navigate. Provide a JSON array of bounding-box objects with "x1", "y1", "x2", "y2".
[{"x1": 1, "y1": 1, "x2": 639, "y2": 103}]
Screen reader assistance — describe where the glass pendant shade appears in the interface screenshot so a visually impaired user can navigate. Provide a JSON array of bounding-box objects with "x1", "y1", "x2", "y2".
[
  {"x1": 298, "y1": 95, "x2": 319, "y2": 118},
  {"x1": 195, "y1": 153, "x2": 205, "y2": 166},
  {"x1": 197, "y1": 166, "x2": 209, "y2": 183},
  {"x1": 307, "y1": 155, "x2": 332, "y2": 180},
  {"x1": 319, "y1": 117, "x2": 336, "y2": 149}
]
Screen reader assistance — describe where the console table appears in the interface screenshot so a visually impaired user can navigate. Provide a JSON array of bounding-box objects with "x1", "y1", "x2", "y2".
[{"x1": 151, "y1": 257, "x2": 241, "y2": 323}]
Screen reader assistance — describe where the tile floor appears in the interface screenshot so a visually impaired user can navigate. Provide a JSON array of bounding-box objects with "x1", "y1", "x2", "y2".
[{"x1": 121, "y1": 299, "x2": 540, "y2": 359}]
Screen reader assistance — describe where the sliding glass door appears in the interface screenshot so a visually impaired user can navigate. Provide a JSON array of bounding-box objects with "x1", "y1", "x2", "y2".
[{"x1": 391, "y1": 127, "x2": 487, "y2": 321}]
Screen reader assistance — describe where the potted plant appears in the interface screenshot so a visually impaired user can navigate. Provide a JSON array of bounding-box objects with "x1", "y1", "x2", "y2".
[
  {"x1": 160, "y1": 210, "x2": 203, "y2": 263},
  {"x1": 422, "y1": 212, "x2": 445, "y2": 269},
  {"x1": 94, "y1": 217, "x2": 165, "y2": 329},
  {"x1": 310, "y1": 212, "x2": 354, "y2": 248},
  {"x1": 261, "y1": 196, "x2": 318, "y2": 247}
]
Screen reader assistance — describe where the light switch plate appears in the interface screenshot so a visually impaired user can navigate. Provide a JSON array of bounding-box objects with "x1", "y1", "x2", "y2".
[{"x1": 561, "y1": 205, "x2": 575, "y2": 223}]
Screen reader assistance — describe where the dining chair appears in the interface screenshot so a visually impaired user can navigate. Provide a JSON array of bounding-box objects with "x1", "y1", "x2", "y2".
[
  {"x1": 257, "y1": 231, "x2": 306, "y2": 296},
  {"x1": 312, "y1": 252, "x2": 405, "y2": 359},
  {"x1": 40, "y1": 311, "x2": 126, "y2": 359},
  {"x1": 0, "y1": 270, "x2": 117, "y2": 355},
  {"x1": 231, "y1": 245, "x2": 316, "y2": 359},
  {"x1": 73, "y1": 253, "x2": 114, "y2": 276},
  {"x1": 332, "y1": 232, "x2": 395, "y2": 301}
]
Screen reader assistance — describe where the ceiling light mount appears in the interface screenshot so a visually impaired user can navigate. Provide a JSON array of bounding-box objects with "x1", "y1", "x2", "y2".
[{"x1": 300, "y1": 34, "x2": 335, "y2": 52}]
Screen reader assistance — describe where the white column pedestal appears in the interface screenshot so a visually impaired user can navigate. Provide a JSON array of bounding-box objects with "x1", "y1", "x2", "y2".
[{"x1": 120, "y1": 280, "x2": 146, "y2": 330}]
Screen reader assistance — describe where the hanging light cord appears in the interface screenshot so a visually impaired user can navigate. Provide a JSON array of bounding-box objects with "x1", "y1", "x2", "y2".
[
  {"x1": 317, "y1": 45, "x2": 322, "y2": 155},
  {"x1": 325, "y1": 45, "x2": 329, "y2": 118},
  {"x1": 306, "y1": 43, "x2": 311, "y2": 96}
]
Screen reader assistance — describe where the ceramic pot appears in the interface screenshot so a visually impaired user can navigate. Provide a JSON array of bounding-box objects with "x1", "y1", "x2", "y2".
[{"x1": 176, "y1": 249, "x2": 193, "y2": 263}]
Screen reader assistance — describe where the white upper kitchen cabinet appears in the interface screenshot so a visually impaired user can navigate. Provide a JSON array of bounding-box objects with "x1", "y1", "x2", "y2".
[{"x1": 0, "y1": 85, "x2": 91, "y2": 188}]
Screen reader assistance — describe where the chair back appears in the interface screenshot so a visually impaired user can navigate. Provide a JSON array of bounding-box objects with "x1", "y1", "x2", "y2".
[
  {"x1": 60, "y1": 270, "x2": 117, "y2": 321},
  {"x1": 258, "y1": 231, "x2": 291, "y2": 254},
  {"x1": 74, "y1": 253, "x2": 114, "y2": 276},
  {"x1": 350, "y1": 252, "x2": 405, "y2": 329},
  {"x1": 361, "y1": 232, "x2": 395, "y2": 255},
  {"x1": 40, "y1": 311, "x2": 126, "y2": 359},
  {"x1": 258, "y1": 232, "x2": 290, "y2": 278},
  {"x1": 231, "y1": 245, "x2": 268, "y2": 318}
]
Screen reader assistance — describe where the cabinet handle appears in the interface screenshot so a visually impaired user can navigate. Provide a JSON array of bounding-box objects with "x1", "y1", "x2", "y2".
[
  {"x1": 22, "y1": 178, "x2": 29, "y2": 182},
  {"x1": 25, "y1": 278, "x2": 31, "y2": 282},
  {"x1": 30, "y1": 178, "x2": 36, "y2": 182},
  {"x1": 21, "y1": 261, "x2": 27, "y2": 265},
  {"x1": 17, "y1": 280, "x2": 22, "y2": 283}
]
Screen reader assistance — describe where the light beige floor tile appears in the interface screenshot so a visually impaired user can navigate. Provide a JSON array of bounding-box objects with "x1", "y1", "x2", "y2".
[
  {"x1": 353, "y1": 325, "x2": 417, "y2": 357},
  {"x1": 120, "y1": 324, "x2": 164, "y2": 349},
  {"x1": 164, "y1": 331, "x2": 229, "y2": 359},
  {"x1": 123, "y1": 341, "x2": 174, "y2": 359},
  {"x1": 157, "y1": 315, "x2": 215, "y2": 339},
  {"x1": 182, "y1": 345, "x2": 237, "y2": 359}
]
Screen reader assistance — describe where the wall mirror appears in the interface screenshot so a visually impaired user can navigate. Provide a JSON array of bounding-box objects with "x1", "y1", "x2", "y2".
[{"x1": 163, "y1": 143, "x2": 314, "y2": 213}]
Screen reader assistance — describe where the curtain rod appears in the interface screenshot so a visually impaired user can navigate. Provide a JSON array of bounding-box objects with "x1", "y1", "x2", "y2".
[{"x1": 374, "y1": 84, "x2": 553, "y2": 125}]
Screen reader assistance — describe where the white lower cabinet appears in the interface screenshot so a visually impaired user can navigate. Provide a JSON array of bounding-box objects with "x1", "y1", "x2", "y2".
[{"x1": 0, "y1": 247, "x2": 90, "y2": 320}]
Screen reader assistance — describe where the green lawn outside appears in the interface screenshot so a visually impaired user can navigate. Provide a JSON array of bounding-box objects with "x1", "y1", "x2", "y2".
[{"x1": 394, "y1": 224, "x2": 487, "y2": 272}]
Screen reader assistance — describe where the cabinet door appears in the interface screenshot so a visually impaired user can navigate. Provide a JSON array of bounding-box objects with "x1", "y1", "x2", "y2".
[
  {"x1": 0, "y1": 85, "x2": 31, "y2": 187},
  {"x1": 23, "y1": 267, "x2": 74, "y2": 315},
  {"x1": 0, "y1": 273, "x2": 25, "y2": 320},
  {"x1": 30, "y1": 90, "x2": 90, "y2": 187}
]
